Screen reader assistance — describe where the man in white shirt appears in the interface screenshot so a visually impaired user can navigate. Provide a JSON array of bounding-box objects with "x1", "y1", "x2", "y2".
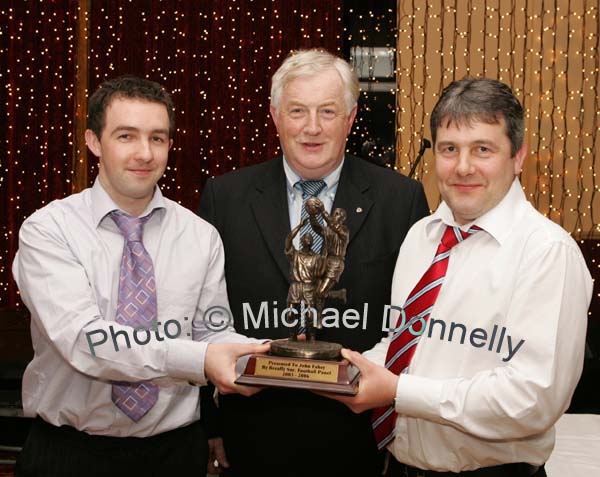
[
  {"x1": 12, "y1": 75, "x2": 268, "y2": 477},
  {"x1": 326, "y1": 77, "x2": 593, "y2": 477}
]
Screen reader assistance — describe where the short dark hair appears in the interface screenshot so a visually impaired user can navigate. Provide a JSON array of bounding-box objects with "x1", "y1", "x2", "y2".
[
  {"x1": 430, "y1": 77, "x2": 524, "y2": 156},
  {"x1": 87, "y1": 75, "x2": 175, "y2": 138}
]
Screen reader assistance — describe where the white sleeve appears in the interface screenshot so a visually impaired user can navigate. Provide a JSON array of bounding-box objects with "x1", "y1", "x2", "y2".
[
  {"x1": 168, "y1": 226, "x2": 256, "y2": 384},
  {"x1": 13, "y1": 215, "x2": 249, "y2": 386}
]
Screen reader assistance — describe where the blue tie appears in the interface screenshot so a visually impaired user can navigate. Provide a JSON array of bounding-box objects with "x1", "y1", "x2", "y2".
[{"x1": 296, "y1": 180, "x2": 327, "y2": 253}]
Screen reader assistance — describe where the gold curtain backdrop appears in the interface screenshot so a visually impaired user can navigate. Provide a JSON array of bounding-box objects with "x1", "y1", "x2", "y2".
[{"x1": 395, "y1": 0, "x2": 600, "y2": 236}]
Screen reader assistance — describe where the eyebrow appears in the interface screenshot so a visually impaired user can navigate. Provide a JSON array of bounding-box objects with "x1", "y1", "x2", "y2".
[
  {"x1": 110, "y1": 126, "x2": 169, "y2": 135},
  {"x1": 436, "y1": 139, "x2": 498, "y2": 148},
  {"x1": 435, "y1": 141, "x2": 454, "y2": 149},
  {"x1": 287, "y1": 100, "x2": 339, "y2": 108}
]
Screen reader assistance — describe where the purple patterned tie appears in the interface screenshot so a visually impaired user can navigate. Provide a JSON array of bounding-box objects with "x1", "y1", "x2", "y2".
[{"x1": 110, "y1": 210, "x2": 159, "y2": 421}]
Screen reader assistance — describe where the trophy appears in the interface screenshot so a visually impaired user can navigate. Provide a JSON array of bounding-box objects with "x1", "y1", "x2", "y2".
[{"x1": 236, "y1": 197, "x2": 359, "y2": 394}]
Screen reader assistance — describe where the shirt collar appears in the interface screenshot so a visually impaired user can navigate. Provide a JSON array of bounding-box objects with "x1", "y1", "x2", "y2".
[
  {"x1": 282, "y1": 155, "x2": 345, "y2": 195},
  {"x1": 425, "y1": 178, "x2": 527, "y2": 245},
  {"x1": 91, "y1": 177, "x2": 166, "y2": 227}
]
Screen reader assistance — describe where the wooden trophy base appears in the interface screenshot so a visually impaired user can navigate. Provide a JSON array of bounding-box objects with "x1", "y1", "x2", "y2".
[{"x1": 235, "y1": 352, "x2": 360, "y2": 395}]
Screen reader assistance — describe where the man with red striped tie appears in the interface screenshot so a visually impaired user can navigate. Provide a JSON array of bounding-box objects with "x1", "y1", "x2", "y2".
[{"x1": 324, "y1": 77, "x2": 592, "y2": 477}]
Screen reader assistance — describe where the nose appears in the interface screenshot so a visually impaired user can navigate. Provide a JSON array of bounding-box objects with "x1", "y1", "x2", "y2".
[
  {"x1": 303, "y1": 111, "x2": 322, "y2": 135},
  {"x1": 136, "y1": 138, "x2": 154, "y2": 162},
  {"x1": 456, "y1": 151, "x2": 475, "y2": 176}
]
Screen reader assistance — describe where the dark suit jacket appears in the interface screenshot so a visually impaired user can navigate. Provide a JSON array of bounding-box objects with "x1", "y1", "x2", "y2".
[{"x1": 198, "y1": 156, "x2": 429, "y2": 477}]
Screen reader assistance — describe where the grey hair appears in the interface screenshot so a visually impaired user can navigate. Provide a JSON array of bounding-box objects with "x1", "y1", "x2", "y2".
[{"x1": 270, "y1": 49, "x2": 359, "y2": 116}]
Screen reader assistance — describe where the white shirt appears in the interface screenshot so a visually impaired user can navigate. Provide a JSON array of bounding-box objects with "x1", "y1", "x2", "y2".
[
  {"x1": 365, "y1": 179, "x2": 593, "y2": 472},
  {"x1": 12, "y1": 179, "x2": 250, "y2": 437},
  {"x1": 283, "y1": 156, "x2": 343, "y2": 247}
]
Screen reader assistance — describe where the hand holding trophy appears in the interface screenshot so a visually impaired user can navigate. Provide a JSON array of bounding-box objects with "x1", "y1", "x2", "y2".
[{"x1": 236, "y1": 197, "x2": 359, "y2": 394}]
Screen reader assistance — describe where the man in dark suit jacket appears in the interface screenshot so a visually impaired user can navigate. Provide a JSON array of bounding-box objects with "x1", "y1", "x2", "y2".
[{"x1": 198, "y1": 49, "x2": 429, "y2": 477}]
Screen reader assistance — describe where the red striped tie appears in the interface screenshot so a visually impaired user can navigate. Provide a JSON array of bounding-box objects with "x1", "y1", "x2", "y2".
[{"x1": 371, "y1": 224, "x2": 481, "y2": 450}]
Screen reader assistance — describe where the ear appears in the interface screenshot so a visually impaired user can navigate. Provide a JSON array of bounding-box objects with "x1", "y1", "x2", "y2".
[
  {"x1": 168, "y1": 138, "x2": 174, "y2": 150},
  {"x1": 346, "y1": 106, "x2": 357, "y2": 135},
  {"x1": 269, "y1": 105, "x2": 279, "y2": 130},
  {"x1": 513, "y1": 143, "x2": 527, "y2": 174},
  {"x1": 85, "y1": 129, "x2": 102, "y2": 158}
]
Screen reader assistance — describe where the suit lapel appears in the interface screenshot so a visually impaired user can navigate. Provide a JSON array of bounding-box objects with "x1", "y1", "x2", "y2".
[
  {"x1": 249, "y1": 158, "x2": 291, "y2": 282},
  {"x1": 332, "y1": 156, "x2": 373, "y2": 245}
]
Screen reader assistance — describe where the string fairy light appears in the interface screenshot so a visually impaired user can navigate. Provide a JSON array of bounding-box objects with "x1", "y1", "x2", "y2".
[
  {"x1": 396, "y1": 0, "x2": 600, "y2": 237},
  {"x1": 0, "y1": 0, "x2": 344, "y2": 308},
  {"x1": 3, "y1": 0, "x2": 598, "y2": 309},
  {"x1": 0, "y1": 1, "x2": 79, "y2": 308},
  {"x1": 345, "y1": 2, "x2": 398, "y2": 165}
]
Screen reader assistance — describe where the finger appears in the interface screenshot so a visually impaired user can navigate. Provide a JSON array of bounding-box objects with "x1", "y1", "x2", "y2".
[
  {"x1": 315, "y1": 388, "x2": 357, "y2": 402},
  {"x1": 206, "y1": 442, "x2": 219, "y2": 474},
  {"x1": 341, "y1": 348, "x2": 367, "y2": 368},
  {"x1": 221, "y1": 382, "x2": 263, "y2": 397},
  {"x1": 238, "y1": 384, "x2": 265, "y2": 397},
  {"x1": 207, "y1": 461, "x2": 220, "y2": 474},
  {"x1": 313, "y1": 390, "x2": 355, "y2": 407},
  {"x1": 214, "y1": 446, "x2": 230, "y2": 468},
  {"x1": 234, "y1": 342, "x2": 270, "y2": 359}
]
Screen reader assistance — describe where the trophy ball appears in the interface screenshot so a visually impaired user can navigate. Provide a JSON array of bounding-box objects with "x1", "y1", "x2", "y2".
[{"x1": 305, "y1": 197, "x2": 324, "y2": 215}]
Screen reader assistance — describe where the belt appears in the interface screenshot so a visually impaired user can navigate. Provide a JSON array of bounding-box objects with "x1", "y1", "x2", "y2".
[{"x1": 387, "y1": 458, "x2": 545, "y2": 477}]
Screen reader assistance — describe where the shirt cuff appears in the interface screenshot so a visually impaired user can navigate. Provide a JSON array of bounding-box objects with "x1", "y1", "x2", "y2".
[
  {"x1": 165, "y1": 338, "x2": 207, "y2": 385},
  {"x1": 395, "y1": 374, "x2": 444, "y2": 420}
]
